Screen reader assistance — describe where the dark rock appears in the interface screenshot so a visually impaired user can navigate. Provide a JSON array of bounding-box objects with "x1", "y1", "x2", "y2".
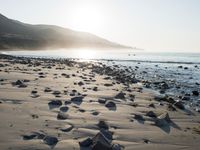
[
  {"x1": 174, "y1": 101, "x2": 185, "y2": 110},
  {"x1": 155, "y1": 113, "x2": 171, "y2": 127},
  {"x1": 112, "y1": 144, "x2": 122, "y2": 150},
  {"x1": 92, "y1": 132, "x2": 112, "y2": 150},
  {"x1": 148, "y1": 103, "x2": 155, "y2": 108},
  {"x1": 98, "y1": 98, "x2": 106, "y2": 104},
  {"x1": 48, "y1": 100, "x2": 62, "y2": 106},
  {"x1": 60, "y1": 106, "x2": 69, "y2": 112},
  {"x1": 115, "y1": 92, "x2": 125, "y2": 99},
  {"x1": 134, "y1": 114, "x2": 144, "y2": 121},
  {"x1": 71, "y1": 96, "x2": 83, "y2": 105},
  {"x1": 43, "y1": 136, "x2": 58, "y2": 146},
  {"x1": 146, "y1": 111, "x2": 157, "y2": 118},
  {"x1": 57, "y1": 112, "x2": 69, "y2": 120},
  {"x1": 79, "y1": 137, "x2": 93, "y2": 147},
  {"x1": 192, "y1": 91, "x2": 199, "y2": 96},
  {"x1": 60, "y1": 124, "x2": 73, "y2": 132},
  {"x1": 167, "y1": 104, "x2": 177, "y2": 111},
  {"x1": 97, "y1": 120, "x2": 109, "y2": 130},
  {"x1": 105, "y1": 101, "x2": 116, "y2": 108}
]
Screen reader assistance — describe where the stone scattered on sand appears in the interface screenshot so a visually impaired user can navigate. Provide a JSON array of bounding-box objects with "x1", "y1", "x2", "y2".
[
  {"x1": 52, "y1": 90, "x2": 61, "y2": 95},
  {"x1": 149, "y1": 103, "x2": 155, "y2": 108},
  {"x1": 174, "y1": 100, "x2": 185, "y2": 110},
  {"x1": 64, "y1": 101, "x2": 72, "y2": 105},
  {"x1": 44, "y1": 87, "x2": 52, "y2": 92},
  {"x1": 79, "y1": 137, "x2": 93, "y2": 147},
  {"x1": 146, "y1": 111, "x2": 157, "y2": 118},
  {"x1": 134, "y1": 114, "x2": 144, "y2": 121},
  {"x1": 43, "y1": 136, "x2": 58, "y2": 146},
  {"x1": 98, "y1": 98, "x2": 106, "y2": 104},
  {"x1": 167, "y1": 104, "x2": 177, "y2": 111},
  {"x1": 60, "y1": 124, "x2": 73, "y2": 132},
  {"x1": 105, "y1": 101, "x2": 116, "y2": 108},
  {"x1": 115, "y1": 92, "x2": 126, "y2": 99},
  {"x1": 97, "y1": 120, "x2": 109, "y2": 130},
  {"x1": 71, "y1": 96, "x2": 84, "y2": 103},
  {"x1": 57, "y1": 112, "x2": 69, "y2": 120},
  {"x1": 12, "y1": 80, "x2": 27, "y2": 88},
  {"x1": 155, "y1": 112, "x2": 171, "y2": 127},
  {"x1": 91, "y1": 110, "x2": 99, "y2": 116},
  {"x1": 48, "y1": 100, "x2": 62, "y2": 106},
  {"x1": 59, "y1": 106, "x2": 69, "y2": 112}
]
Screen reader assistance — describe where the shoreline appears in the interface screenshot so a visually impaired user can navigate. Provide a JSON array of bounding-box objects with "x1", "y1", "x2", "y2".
[{"x1": 0, "y1": 54, "x2": 200, "y2": 150}]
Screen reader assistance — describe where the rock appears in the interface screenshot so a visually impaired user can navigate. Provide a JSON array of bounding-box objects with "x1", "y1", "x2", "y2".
[
  {"x1": 134, "y1": 114, "x2": 144, "y2": 121},
  {"x1": 192, "y1": 91, "x2": 199, "y2": 96},
  {"x1": 79, "y1": 137, "x2": 93, "y2": 147},
  {"x1": 115, "y1": 92, "x2": 125, "y2": 99},
  {"x1": 64, "y1": 101, "x2": 72, "y2": 105},
  {"x1": 57, "y1": 112, "x2": 69, "y2": 120},
  {"x1": 98, "y1": 98, "x2": 106, "y2": 104},
  {"x1": 91, "y1": 110, "x2": 99, "y2": 116},
  {"x1": 52, "y1": 90, "x2": 61, "y2": 95},
  {"x1": 71, "y1": 96, "x2": 83, "y2": 103},
  {"x1": 100, "y1": 129, "x2": 113, "y2": 140},
  {"x1": 146, "y1": 111, "x2": 157, "y2": 118},
  {"x1": 104, "y1": 83, "x2": 113, "y2": 87},
  {"x1": 112, "y1": 144, "x2": 122, "y2": 150},
  {"x1": 43, "y1": 136, "x2": 58, "y2": 146},
  {"x1": 48, "y1": 100, "x2": 62, "y2": 106},
  {"x1": 155, "y1": 113, "x2": 171, "y2": 127},
  {"x1": 92, "y1": 132, "x2": 112, "y2": 150},
  {"x1": 97, "y1": 120, "x2": 109, "y2": 130},
  {"x1": 44, "y1": 87, "x2": 52, "y2": 92},
  {"x1": 148, "y1": 103, "x2": 155, "y2": 108},
  {"x1": 60, "y1": 106, "x2": 69, "y2": 112},
  {"x1": 60, "y1": 124, "x2": 73, "y2": 132},
  {"x1": 167, "y1": 104, "x2": 176, "y2": 111},
  {"x1": 12, "y1": 80, "x2": 27, "y2": 88},
  {"x1": 174, "y1": 101, "x2": 185, "y2": 110},
  {"x1": 78, "y1": 81, "x2": 84, "y2": 86},
  {"x1": 105, "y1": 101, "x2": 116, "y2": 108}
]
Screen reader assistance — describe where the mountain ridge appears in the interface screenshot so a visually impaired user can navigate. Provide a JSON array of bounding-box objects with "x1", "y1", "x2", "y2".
[{"x1": 0, "y1": 13, "x2": 132, "y2": 50}]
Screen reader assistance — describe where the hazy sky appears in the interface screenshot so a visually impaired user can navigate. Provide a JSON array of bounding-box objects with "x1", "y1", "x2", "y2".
[{"x1": 1, "y1": 0, "x2": 200, "y2": 52}]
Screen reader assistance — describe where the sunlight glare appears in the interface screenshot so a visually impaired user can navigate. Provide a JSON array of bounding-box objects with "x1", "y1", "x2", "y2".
[{"x1": 68, "y1": 3, "x2": 105, "y2": 33}]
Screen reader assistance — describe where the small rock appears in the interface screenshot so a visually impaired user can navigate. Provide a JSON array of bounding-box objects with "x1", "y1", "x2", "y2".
[
  {"x1": 98, "y1": 98, "x2": 106, "y2": 104},
  {"x1": 43, "y1": 136, "x2": 58, "y2": 146},
  {"x1": 146, "y1": 111, "x2": 157, "y2": 118},
  {"x1": 115, "y1": 92, "x2": 125, "y2": 99},
  {"x1": 57, "y1": 112, "x2": 69, "y2": 120},
  {"x1": 79, "y1": 137, "x2": 93, "y2": 147},
  {"x1": 105, "y1": 101, "x2": 116, "y2": 108},
  {"x1": 174, "y1": 100, "x2": 185, "y2": 110},
  {"x1": 192, "y1": 91, "x2": 199, "y2": 96},
  {"x1": 97, "y1": 120, "x2": 109, "y2": 130}
]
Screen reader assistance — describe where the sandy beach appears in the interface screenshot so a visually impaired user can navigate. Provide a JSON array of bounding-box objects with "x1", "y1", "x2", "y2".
[{"x1": 0, "y1": 54, "x2": 200, "y2": 150}]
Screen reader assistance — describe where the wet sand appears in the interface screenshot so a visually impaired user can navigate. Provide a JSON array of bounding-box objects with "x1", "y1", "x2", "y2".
[{"x1": 0, "y1": 54, "x2": 200, "y2": 150}]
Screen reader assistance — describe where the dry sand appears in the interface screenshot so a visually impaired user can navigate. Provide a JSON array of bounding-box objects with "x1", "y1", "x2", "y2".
[{"x1": 0, "y1": 55, "x2": 199, "y2": 150}]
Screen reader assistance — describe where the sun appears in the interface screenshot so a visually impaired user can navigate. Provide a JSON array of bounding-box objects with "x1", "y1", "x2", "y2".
[{"x1": 68, "y1": 3, "x2": 105, "y2": 33}]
